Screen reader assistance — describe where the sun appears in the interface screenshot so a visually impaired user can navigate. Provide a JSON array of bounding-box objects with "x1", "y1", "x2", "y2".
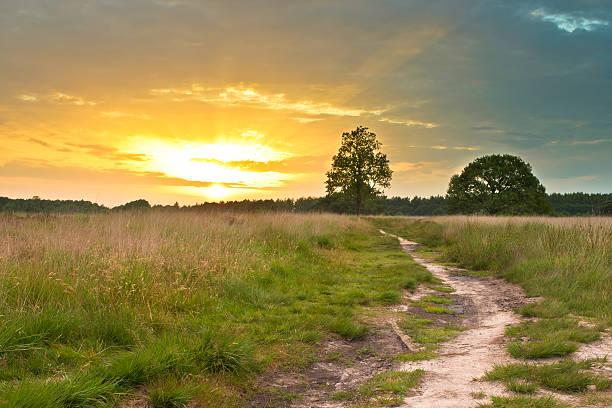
[{"x1": 205, "y1": 184, "x2": 231, "y2": 199}]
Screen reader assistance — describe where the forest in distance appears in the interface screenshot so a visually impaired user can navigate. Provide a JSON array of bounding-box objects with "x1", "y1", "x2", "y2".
[{"x1": 0, "y1": 192, "x2": 611, "y2": 216}]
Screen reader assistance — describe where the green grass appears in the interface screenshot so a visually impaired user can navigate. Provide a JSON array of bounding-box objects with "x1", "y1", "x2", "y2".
[
  {"x1": 518, "y1": 299, "x2": 569, "y2": 319},
  {"x1": 507, "y1": 339, "x2": 579, "y2": 359},
  {"x1": 0, "y1": 212, "x2": 436, "y2": 407},
  {"x1": 328, "y1": 316, "x2": 370, "y2": 340},
  {"x1": 430, "y1": 285, "x2": 455, "y2": 293},
  {"x1": 422, "y1": 295, "x2": 452, "y2": 305},
  {"x1": 395, "y1": 350, "x2": 438, "y2": 362},
  {"x1": 148, "y1": 384, "x2": 192, "y2": 408},
  {"x1": 504, "y1": 379, "x2": 538, "y2": 394},
  {"x1": 423, "y1": 305, "x2": 453, "y2": 314},
  {"x1": 376, "y1": 290, "x2": 403, "y2": 305},
  {"x1": 332, "y1": 370, "x2": 424, "y2": 407},
  {"x1": 504, "y1": 309, "x2": 601, "y2": 359},
  {"x1": 401, "y1": 277, "x2": 418, "y2": 291},
  {"x1": 478, "y1": 395, "x2": 570, "y2": 408},
  {"x1": 410, "y1": 294, "x2": 455, "y2": 315},
  {"x1": 398, "y1": 315, "x2": 461, "y2": 349},
  {"x1": 483, "y1": 359, "x2": 611, "y2": 393}
]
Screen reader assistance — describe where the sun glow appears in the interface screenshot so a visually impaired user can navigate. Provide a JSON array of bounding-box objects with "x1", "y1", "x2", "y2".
[
  {"x1": 124, "y1": 138, "x2": 293, "y2": 195},
  {"x1": 205, "y1": 184, "x2": 232, "y2": 199}
]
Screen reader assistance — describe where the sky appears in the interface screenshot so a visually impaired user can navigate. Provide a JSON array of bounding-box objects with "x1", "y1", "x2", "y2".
[{"x1": 1, "y1": 0, "x2": 611, "y2": 206}]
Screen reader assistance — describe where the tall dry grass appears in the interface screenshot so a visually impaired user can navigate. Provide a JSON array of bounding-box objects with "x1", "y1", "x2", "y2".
[
  {"x1": 0, "y1": 211, "x2": 374, "y2": 406},
  {"x1": 1, "y1": 211, "x2": 435, "y2": 407}
]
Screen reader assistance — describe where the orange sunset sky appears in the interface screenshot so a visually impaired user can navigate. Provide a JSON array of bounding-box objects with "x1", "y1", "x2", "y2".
[{"x1": 2, "y1": 1, "x2": 611, "y2": 206}]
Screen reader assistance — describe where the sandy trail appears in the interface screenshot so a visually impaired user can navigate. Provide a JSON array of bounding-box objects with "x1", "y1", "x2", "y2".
[{"x1": 381, "y1": 231, "x2": 527, "y2": 407}]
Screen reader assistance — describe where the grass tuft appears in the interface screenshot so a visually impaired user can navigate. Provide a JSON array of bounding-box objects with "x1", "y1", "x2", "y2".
[
  {"x1": 478, "y1": 395, "x2": 570, "y2": 408},
  {"x1": 483, "y1": 359, "x2": 609, "y2": 393},
  {"x1": 423, "y1": 305, "x2": 453, "y2": 314},
  {"x1": 504, "y1": 379, "x2": 537, "y2": 394},
  {"x1": 518, "y1": 300, "x2": 568, "y2": 319},
  {"x1": 401, "y1": 277, "x2": 417, "y2": 291},
  {"x1": 422, "y1": 296, "x2": 452, "y2": 305},
  {"x1": 328, "y1": 317, "x2": 370, "y2": 340},
  {"x1": 395, "y1": 350, "x2": 438, "y2": 362},
  {"x1": 148, "y1": 384, "x2": 191, "y2": 408},
  {"x1": 376, "y1": 290, "x2": 402, "y2": 305},
  {"x1": 505, "y1": 317, "x2": 600, "y2": 359},
  {"x1": 332, "y1": 370, "x2": 424, "y2": 406},
  {"x1": 507, "y1": 339, "x2": 579, "y2": 359}
]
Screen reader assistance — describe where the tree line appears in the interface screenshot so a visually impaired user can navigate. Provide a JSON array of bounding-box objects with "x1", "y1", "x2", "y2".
[{"x1": 1, "y1": 193, "x2": 610, "y2": 216}]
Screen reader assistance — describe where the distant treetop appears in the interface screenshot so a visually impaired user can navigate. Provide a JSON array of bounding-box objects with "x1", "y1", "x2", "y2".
[{"x1": 112, "y1": 199, "x2": 151, "y2": 211}]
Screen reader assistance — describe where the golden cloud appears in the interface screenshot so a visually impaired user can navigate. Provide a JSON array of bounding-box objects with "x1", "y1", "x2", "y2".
[
  {"x1": 16, "y1": 92, "x2": 96, "y2": 106},
  {"x1": 149, "y1": 84, "x2": 437, "y2": 128}
]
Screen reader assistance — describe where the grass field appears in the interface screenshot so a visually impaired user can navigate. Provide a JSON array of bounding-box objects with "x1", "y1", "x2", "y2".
[
  {"x1": 0, "y1": 212, "x2": 431, "y2": 407},
  {"x1": 2, "y1": 213, "x2": 610, "y2": 407}
]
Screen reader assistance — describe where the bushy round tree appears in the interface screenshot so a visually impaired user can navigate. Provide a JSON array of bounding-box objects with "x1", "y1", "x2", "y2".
[{"x1": 446, "y1": 154, "x2": 551, "y2": 215}]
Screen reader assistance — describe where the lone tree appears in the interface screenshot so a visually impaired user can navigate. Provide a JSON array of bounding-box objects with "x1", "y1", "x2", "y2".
[
  {"x1": 446, "y1": 154, "x2": 551, "y2": 215},
  {"x1": 325, "y1": 126, "x2": 392, "y2": 214}
]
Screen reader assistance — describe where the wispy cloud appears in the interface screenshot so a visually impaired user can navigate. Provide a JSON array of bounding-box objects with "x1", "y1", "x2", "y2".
[
  {"x1": 548, "y1": 175, "x2": 597, "y2": 183},
  {"x1": 99, "y1": 111, "x2": 151, "y2": 120},
  {"x1": 28, "y1": 138, "x2": 50, "y2": 147},
  {"x1": 379, "y1": 117, "x2": 438, "y2": 128},
  {"x1": 150, "y1": 84, "x2": 437, "y2": 128},
  {"x1": 393, "y1": 161, "x2": 439, "y2": 172},
  {"x1": 0, "y1": 160, "x2": 250, "y2": 189},
  {"x1": 17, "y1": 94, "x2": 38, "y2": 102},
  {"x1": 240, "y1": 130, "x2": 265, "y2": 139},
  {"x1": 471, "y1": 124, "x2": 502, "y2": 133},
  {"x1": 452, "y1": 146, "x2": 480, "y2": 151},
  {"x1": 150, "y1": 84, "x2": 374, "y2": 116},
  {"x1": 16, "y1": 92, "x2": 96, "y2": 106},
  {"x1": 570, "y1": 138, "x2": 612, "y2": 146},
  {"x1": 529, "y1": 9, "x2": 609, "y2": 33},
  {"x1": 407, "y1": 144, "x2": 480, "y2": 151},
  {"x1": 191, "y1": 155, "x2": 327, "y2": 174},
  {"x1": 291, "y1": 117, "x2": 324, "y2": 123},
  {"x1": 66, "y1": 143, "x2": 150, "y2": 162}
]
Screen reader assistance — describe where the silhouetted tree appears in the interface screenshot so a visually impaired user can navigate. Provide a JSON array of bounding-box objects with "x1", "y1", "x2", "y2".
[
  {"x1": 325, "y1": 126, "x2": 392, "y2": 214},
  {"x1": 446, "y1": 154, "x2": 551, "y2": 215}
]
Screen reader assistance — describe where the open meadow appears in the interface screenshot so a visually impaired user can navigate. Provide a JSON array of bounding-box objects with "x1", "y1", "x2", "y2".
[{"x1": 0, "y1": 212, "x2": 611, "y2": 408}]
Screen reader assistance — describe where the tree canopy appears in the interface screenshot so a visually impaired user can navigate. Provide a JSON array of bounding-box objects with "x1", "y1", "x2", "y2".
[
  {"x1": 446, "y1": 154, "x2": 552, "y2": 215},
  {"x1": 325, "y1": 126, "x2": 392, "y2": 214}
]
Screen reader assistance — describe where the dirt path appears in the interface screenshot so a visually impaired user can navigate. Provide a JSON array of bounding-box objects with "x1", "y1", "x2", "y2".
[
  {"x1": 254, "y1": 231, "x2": 610, "y2": 407},
  {"x1": 381, "y1": 231, "x2": 527, "y2": 407}
]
